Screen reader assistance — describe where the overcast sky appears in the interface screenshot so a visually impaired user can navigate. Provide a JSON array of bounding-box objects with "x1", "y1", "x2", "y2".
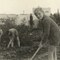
[{"x1": 0, "y1": 0, "x2": 59, "y2": 14}]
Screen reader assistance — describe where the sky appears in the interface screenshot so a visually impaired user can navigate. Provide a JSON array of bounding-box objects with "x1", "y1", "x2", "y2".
[{"x1": 0, "y1": 0, "x2": 59, "y2": 14}]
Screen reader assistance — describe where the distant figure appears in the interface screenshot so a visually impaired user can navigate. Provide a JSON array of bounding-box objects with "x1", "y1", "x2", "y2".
[
  {"x1": 29, "y1": 13, "x2": 34, "y2": 29},
  {"x1": 7, "y1": 28, "x2": 20, "y2": 48},
  {"x1": 33, "y1": 7, "x2": 60, "y2": 60},
  {"x1": 0, "y1": 29, "x2": 3, "y2": 42}
]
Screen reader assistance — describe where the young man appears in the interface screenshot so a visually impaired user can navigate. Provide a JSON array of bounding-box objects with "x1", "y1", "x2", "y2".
[
  {"x1": 7, "y1": 28, "x2": 20, "y2": 48},
  {"x1": 33, "y1": 7, "x2": 60, "y2": 60}
]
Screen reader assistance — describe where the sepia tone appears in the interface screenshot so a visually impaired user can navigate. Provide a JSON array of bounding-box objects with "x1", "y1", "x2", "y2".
[{"x1": 0, "y1": 0, "x2": 59, "y2": 60}]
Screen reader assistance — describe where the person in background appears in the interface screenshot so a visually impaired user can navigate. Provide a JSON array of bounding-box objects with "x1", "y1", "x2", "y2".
[
  {"x1": 33, "y1": 7, "x2": 60, "y2": 60},
  {"x1": 7, "y1": 28, "x2": 20, "y2": 48}
]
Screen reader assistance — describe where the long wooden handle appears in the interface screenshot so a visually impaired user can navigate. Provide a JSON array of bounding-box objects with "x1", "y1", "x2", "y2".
[
  {"x1": 30, "y1": 41, "x2": 48, "y2": 60},
  {"x1": 30, "y1": 44, "x2": 43, "y2": 60}
]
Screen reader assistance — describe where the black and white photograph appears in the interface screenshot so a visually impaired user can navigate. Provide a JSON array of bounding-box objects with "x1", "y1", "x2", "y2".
[{"x1": 0, "y1": 0, "x2": 59, "y2": 60}]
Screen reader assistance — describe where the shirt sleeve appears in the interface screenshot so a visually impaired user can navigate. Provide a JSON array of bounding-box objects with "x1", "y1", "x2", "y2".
[{"x1": 41, "y1": 19, "x2": 50, "y2": 44}]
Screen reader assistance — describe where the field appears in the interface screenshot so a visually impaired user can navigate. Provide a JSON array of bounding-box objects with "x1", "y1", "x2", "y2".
[
  {"x1": 0, "y1": 23, "x2": 59, "y2": 60},
  {"x1": 0, "y1": 24, "x2": 49, "y2": 60}
]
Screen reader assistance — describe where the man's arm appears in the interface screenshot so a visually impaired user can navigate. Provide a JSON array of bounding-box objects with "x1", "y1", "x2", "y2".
[{"x1": 41, "y1": 20, "x2": 50, "y2": 44}]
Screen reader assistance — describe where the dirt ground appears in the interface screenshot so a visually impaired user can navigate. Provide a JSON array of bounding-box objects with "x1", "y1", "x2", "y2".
[
  {"x1": 0, "y1": 29, "x2": 47, "y2": 60},
  {"x1": 0, "y1": 45, "x2": 48, "y2": 60}
]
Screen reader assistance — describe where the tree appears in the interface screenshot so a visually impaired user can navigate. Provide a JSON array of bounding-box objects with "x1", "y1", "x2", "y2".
[
  {"x1": 29, "y1": 14, "x2": 34, "y2": 31},
  {"x1": 53, "y1": 13, "x2": 60, "y2": 25}
]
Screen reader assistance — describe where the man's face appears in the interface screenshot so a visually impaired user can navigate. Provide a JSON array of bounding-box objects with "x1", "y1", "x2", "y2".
[{"x1": 35, "y1": 11, "x2": 43, "y2": 20}]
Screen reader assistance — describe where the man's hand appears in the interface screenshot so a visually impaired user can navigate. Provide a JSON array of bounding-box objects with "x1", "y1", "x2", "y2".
[
  {"x1": 29, "y1": 33, "x2": 33, "y2": 36},
  {"x1": 39, "y1": 40, "x2": 48, "y2": 48},
  {"x1": 39, "y1": 42, "x2": 43, "y2": 47}
]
